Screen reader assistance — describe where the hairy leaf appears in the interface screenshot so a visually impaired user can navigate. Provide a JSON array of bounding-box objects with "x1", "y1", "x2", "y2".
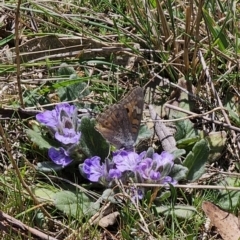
[{"x1": 183, "y1": 139, "x2": 209, "y2": 182}]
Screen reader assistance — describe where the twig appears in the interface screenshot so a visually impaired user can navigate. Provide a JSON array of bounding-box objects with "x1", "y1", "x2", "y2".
[
  {"x1": 150, "y1": 106, "x2": 225, "y2": 122},
  {"x1": 0, "y1": 210, "x2": 57, "y2": 240},
  {"x1": 15, "y1": 0, "x2": 24, "y2": 108},
  {"x1": 132, "y1": 183, "x2": 240, "y2": 191},
  {"x1": 163, "y1": 104, "x2": 240, "y2": 133}
]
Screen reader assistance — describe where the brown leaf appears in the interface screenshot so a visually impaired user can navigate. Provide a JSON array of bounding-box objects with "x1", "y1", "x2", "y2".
[
  {"x1": 98, "y1": 211, "x2": 120, "y2": 228},
  {"x1": 202, "y1": 201, "x2": 240, "y2": 240}
]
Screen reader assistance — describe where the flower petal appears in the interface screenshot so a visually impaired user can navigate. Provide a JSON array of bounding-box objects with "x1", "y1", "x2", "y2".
[
  {"x1": 36, "y1": 110, "x2": 58, "y2": 128},
  {"x1": 55, "y1": 128, "x2": 81, "y2": 145},
  {"x1": 82, "y1": 156, "x2": 104, "y2": 182},
  {"x1": 113, "y1": 150, "x2": 140, "y2": 172},
  {"x1": 48, "y1": 147, "x2": 72, "y2": 167}
]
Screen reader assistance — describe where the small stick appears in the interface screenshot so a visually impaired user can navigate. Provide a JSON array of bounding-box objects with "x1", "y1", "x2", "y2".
[{"x1": 0, "y1": 210, "x2": 57, "y2": 240}]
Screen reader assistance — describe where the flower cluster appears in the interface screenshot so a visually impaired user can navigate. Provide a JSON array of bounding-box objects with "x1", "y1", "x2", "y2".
[
  {"x1": 36, "y1": 103, "x2": 81, "y2": 167},
  {"x1": 81, "y1": 150, "x2": 177, "y2": 188}
]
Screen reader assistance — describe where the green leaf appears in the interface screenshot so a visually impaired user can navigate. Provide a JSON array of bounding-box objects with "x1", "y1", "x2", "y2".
[
  {"x1": 23, "y1": 89, "x2": 50, "y2": 107},
  {"x1": 145, "y1": 147, "x2": 155, "y2": 159},
  {"x1": 57, "y1": 80, "x2": 90, "y2": 106},
  {"x1": 0, "y1": 33, "x2": 14, "y2": 46},
  {"x1": 33, "y1": 187, "x2": 56, "y2": 202},
  {"x1": 26, "y1": 128, "x2": 55, "y2": 150},
  {"x1": 175, "y1": 119, "x2": 199, "y2": 142},
  {"x1": 224, "y1": 92, "x2": 240, "y2": 127},
  {"x1": 136, "y1": 125, "x2": 153, "y2": 144},
  {"x1": 80, "y1": 116, "x2": 109, "y2": 159},
  {"x1": 100, "y1": 189, "x2": 119, "y2": 203},
  {"x1": 218, "y1": 177, "x2": 240, "y2": 210},
  {"x1": 228, "y1": 109, "x2": 240, "y2": 127},
  {"x1": 206, "y1": 131, "x2": 227, "y2": 163},
  {"x1": 183, "y1": 139, "x2": 209, "y2": 182},
  {"x1": 54, "y1": 190, "x2": 100, "y2": 218},
  {"x1": 202, "y1": 8, "x2": 229, "y2": 50},
  {"x1": 158, "y1": 191, "x2": 171, "y2": 201},
  {"x1": 218, "y1": 189, "x2": 240, "y2": 210},
  {"x1": 177, "y1": 136, "x2": 200, "y2": 149},
  {"x1": 171, "y1": 148, "x2": 186, "y2": 159},
  {"x1": 156, "y1": 205, "x2": 197, "y2": 219},
  {"x1": 36, "y1": 161, "x2": 63, "y2": 173},
  {"x1": 170, "y1": 164, "x2": 188, "y2": 181},
  {"x1": 35, "y1": 212, "x2": 45, "y2": 228},
  {"x1": 57, "y1": 63, "x2": 76, "y2": 76}
]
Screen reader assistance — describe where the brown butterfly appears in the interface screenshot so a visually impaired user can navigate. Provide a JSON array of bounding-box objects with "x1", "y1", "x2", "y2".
[{"x1": 95, "y1": 87, "x2": 144, "y2": 150}]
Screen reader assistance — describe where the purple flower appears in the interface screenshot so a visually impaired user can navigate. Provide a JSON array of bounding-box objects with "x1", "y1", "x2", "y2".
[
  {"x1": 55, "y1": 128, "x2": 80, "y2": 145},
  {"x1": 80, "y1": 150, "x2": 177, "y2": 189},
  {"x1": 135, "y1": 151, "x2": 175, "y2": 183},
  {"x1": 82, "y1": 156, "x2": 123, "y2": 184},
  {"x1": 161, "y1": 176, "x2": 178, "y2": 185},
  {"x1": 109, "y1": 169, "x2": 122, "y2": 179},
  {"x1": 149, "y1": 170, "x2": 161, "y2": 181},
  {"x1": 113, "y1": 150, "x2": 141, "y2": 172},
  {"x1": 48, "y1": 147, "x2": 73, "y2": 167},
  {"x1": 136, "y1": 158, "x2": 161, "y2": 181},
  {"x1": 82, "y1": 156, "x2": 105, "y2": 182},
  {"x1": 130, "y1": 187, "x2": 144, "y2": 201},
  {"x1": 152, "y1": 151, "x2": 174, "y2": 170},
  {"x1": 36, "y1": 103, "x2": 81, "y2": 145}
]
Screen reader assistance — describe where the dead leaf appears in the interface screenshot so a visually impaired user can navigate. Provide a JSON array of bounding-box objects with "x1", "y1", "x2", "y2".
[
  {"x1": 98, "y1": 211, "x2": 120, "y2": 228},
  {"x1": 202, "y1": 201, "x2": 240, "y2": 240}
]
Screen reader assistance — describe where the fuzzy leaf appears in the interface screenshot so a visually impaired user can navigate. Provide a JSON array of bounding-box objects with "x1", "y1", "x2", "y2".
[
  {"x1": 145, "y1": 147, "x2": 155, "y2": 159},
  {"x1": 183, "y1": 139, "x2": 209, "y2": 182},
  {"x1": 136, "y1": 125, "x2": 153, "y2": 144},
  {"x1": 170, "y1": 164, "x2": 188, "y2": 181},
  {"x1": 156, "y1": 205, "x2": 197, "y2": 219},
  {"x1": 206, "y1": 131, "x2": 227, "y2": 163},
  {"x1": 80, "y1": 116, "x2": 109, "y2": 159},
  {"x1": 35, "y1": 212, "x2": 45, "y2": 228},
  {"x1": 100, "y1": 189, "x2": 118, "y2": 203},
  {"x1": 98, "y1": 211, "x2": 120, "y2": 228},
  {"x1": 26, "y1": 128, "x2": 55, "y2": 150},
  {"x1": 58, "y1": 81, "x2": 90, "y2": 106},
  {"x1": 158, "y1": 191, "x2": 171, "y2": 201},
  {"x1": 175, "y1": 119, "x2": 199, "y2": 141},
  {"x1": 218, "y1": 177, "x2": 240, "y2": 210},
  {"x1": 36, "y1": 161, "x2": 63, "y2": 173},
  {"x1": 57, "y1": 63, "x2": 75, "y2": 76},
  {"x1": 171, "y1": 148, "x2": 186, "y2": 160},
  {"x1": 33, "y1": 187, "x2": 56, "y2": 202},
  {"x1": 54, "y1": 190, "x2": 100, "y2": 218}
]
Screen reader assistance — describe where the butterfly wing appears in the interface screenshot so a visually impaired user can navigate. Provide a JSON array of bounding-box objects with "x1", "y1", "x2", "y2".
[
  {"x1": 118, "y1": 87, "x2": 144, "y2": 147},
  {"x1": 95, "y1": 87, "x2": 144, "y2": 150}
]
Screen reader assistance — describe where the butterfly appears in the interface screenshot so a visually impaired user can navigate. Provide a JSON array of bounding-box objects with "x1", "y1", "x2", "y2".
[{"x1": 95, "y1": 87, "x2": 144, "y2": 150}]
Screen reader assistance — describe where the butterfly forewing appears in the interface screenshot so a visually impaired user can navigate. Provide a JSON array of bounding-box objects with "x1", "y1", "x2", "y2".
[
  {"x1": 120, "y1": 87, "x2": 144, "y2": 137},
  {"x1": 95, "y1": 87, "x2": 144, "y2": 150}
]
